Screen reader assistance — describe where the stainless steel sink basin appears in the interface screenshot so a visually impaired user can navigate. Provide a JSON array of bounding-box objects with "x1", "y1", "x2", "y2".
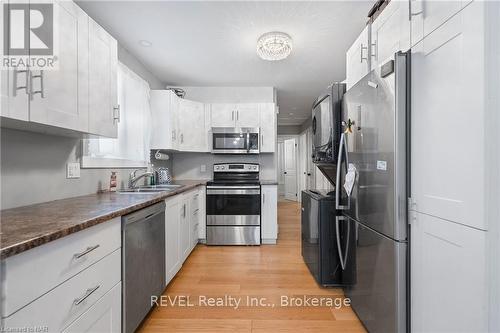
[{"x1": 119, "y1": 184, "x2": 185, "y2": 194}]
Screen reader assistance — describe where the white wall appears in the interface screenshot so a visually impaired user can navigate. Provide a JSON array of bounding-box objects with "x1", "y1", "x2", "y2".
[
  {"x1": 179, "y1": 86, "x2": 276, "y2": 103},
  {"x1": 172, "y1": 153, "x2": 276, "y2": 182}
]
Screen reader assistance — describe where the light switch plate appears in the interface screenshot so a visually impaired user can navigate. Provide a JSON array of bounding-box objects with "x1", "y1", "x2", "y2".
[
  {"x1": 67, "y1": 162, "x2": 81, "y2": 179},
  {"x1": 200, "y1": 164, "x2": 206, "y2": 173}
]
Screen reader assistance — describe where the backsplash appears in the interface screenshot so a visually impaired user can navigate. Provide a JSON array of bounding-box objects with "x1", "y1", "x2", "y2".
[{"x1": 171, "y1": 152, "x2": 277, "y2": 181}]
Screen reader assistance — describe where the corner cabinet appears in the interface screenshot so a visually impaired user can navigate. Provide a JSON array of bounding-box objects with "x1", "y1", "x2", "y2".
[
  {"x1": 261, "y1": 185, "x2": 278, "y2": 244},
  {"x1": 150, "y1": 90, "x2": 209, "y2": 152},
  {"x1": 0, "y1": 1, "x2": 118, "y2": 138}
]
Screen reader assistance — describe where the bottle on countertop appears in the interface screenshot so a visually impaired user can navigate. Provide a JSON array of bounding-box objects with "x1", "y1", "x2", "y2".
[{"x1": 109, "y1": 171, "x2": 117, "y2": 192}]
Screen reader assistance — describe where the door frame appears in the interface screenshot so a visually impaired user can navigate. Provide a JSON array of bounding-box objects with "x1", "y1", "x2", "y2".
[{"x1": 277, "y1": 135, "x2": 299, "y2": 201}]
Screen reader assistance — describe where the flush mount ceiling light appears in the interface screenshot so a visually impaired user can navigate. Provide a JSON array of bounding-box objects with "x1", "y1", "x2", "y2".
[{"x1": 256, "y1": 32, "x2": 292, "y2": 61}]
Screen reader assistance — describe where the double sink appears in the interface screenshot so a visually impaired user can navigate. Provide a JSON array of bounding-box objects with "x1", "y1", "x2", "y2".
[{"x1": 119, "y1": 184, "x2": 184, "y2": 194}]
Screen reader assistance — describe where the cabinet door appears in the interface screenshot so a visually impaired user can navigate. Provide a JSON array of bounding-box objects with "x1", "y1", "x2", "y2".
[
  {"x1": 235, "y1": 103, "x2": 260, "y2": 128},
  {"x1": 198, "y1": 187, "x2": 206, "y2": 240},
  {"x1": 88, "y1": 18, "x2": 118, "y2": 138},
  {"x1": 165, "y1": 198, "x2": 181, "y2": 285},
  {"x1": 371, "y1": 0, "x2": 410, "y2": 68},
  {"x1": 210, "y1": 103, "x2": 236, "y2": 127},
  {"x1": 261, "y1": 185, "x2": 278, "y2": 243},
  {"x1": 29, "y1": 1, "x2": 88, "y2": 132},
  {"x1": 62, "y1": 282, "x2": 121, "y2": 333},
  {"x1": 410, "y1": 0, "x2": 473, "y2": 47},
  {"x1": 259, "y1": 103, "x2": 276, "y2": 153},
  {"x1": 411, "y1": 2, "x2": 486, "y2": 229},
  {"x1": 150, "y1": 90, "x2": 179, "y2": 150},
  {"x1": 180, "y1": 198, "x2": 190, "y2": 262},
  {"x1": 411, "y1": 212, "x2": 487, "y2": 332},
  {"x1": 0, "y1": 2, "x2": 29, "y2": 122},
  {"x1": 346, "y1": 25, "x2": 370, "y2": 90},
  {"x1": 178, "y1": 99, "x2": 206, "y2": 151}
]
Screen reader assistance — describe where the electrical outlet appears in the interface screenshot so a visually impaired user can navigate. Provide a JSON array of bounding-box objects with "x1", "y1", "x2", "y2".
[
  {"x1": 67, "y1": 162, "x2": 81, "y2": 179},
  {"x1": 200, "y1": 164, "x2": 206, "y2": 173}
]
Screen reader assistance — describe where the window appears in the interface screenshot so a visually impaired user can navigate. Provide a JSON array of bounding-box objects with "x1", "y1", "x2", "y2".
[{"x1": 82, "y1": 62, "x2": 151, "y2": 168}]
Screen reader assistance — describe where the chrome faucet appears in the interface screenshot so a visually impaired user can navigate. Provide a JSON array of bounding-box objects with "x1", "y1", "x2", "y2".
[{"x1": 128, "y1": 169, "x2": 154, "y2": 189}]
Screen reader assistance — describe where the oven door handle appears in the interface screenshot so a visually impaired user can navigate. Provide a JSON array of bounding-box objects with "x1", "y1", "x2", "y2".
[{"x1": 207, "y1": 189, "x2": 260, "y2": 195}]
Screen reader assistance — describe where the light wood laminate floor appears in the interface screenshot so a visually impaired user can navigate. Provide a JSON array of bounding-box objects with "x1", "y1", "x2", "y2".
[{"x1": 138, "y1": 201, "x2": 366, "y2": 332}]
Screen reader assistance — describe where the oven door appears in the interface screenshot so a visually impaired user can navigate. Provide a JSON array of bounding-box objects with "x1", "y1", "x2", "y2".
[{"x1": 206, "y1": 186, "x2": 261, "y2": 226}]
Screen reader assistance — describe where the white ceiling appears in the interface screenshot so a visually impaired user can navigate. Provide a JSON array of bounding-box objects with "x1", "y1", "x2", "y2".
[{"x1": 77, "y1": 1, "x2": 373, "y2": 126}]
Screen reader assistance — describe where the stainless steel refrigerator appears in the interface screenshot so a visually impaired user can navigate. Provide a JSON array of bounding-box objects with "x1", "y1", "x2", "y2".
[{"x1": 336, "y1": 51, "x2": 410, "y2": 333}]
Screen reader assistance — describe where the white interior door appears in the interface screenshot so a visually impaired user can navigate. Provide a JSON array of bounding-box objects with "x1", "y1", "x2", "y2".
[
  {"x1": 284, "y1": 138, "x2": 297, "y2": 201},
  {"x1": 277, "y1": 142, "x2": 285, "y2": 195}
]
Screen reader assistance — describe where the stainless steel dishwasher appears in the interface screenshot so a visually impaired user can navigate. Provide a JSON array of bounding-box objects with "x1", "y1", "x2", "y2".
[{"x1": 122, "y1": 201, "x2": 165, "y2": 333}]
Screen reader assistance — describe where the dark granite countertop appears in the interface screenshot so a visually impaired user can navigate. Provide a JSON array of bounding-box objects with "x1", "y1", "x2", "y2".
[{"x1": 0, "y1": 180, "x2": 206, "y2": 259}]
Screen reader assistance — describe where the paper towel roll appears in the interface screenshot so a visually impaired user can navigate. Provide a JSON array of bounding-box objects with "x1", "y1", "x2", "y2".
[{"x1": 154, "y1": 150, "x2": 169, "y2": 160}]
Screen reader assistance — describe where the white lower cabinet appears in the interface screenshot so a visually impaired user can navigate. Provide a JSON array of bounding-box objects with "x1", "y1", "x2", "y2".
[
  {"x1": 165, "y1": 186, "x2": 206, "y2": 285},
  {"x1": 165, "y1": 195, "x2": 182, "y2": 285},
  {"x1": 411, "y1": 212, "x2": 487, "y2": 332},
  {"x1": 198, "y1": 186, "x2": 207, "y2": 241},
  {"x1": 62, "y1": 282, "x2": 121, "y2": 333},
  {"x1": 3, "y1": 249, "x2": 121, "y2": 332},
  {"x1": 261, "y1": 185, "x2": 278, "y2": 244}
]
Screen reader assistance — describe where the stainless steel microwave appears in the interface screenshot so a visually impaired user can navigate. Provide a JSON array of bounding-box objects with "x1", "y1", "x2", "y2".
[{"x1": 211, "y1": 127, "x2": 260, "y2": 154}]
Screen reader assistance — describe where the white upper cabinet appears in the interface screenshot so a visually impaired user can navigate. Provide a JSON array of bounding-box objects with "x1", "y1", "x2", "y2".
[
  {"x1": 346, "y1": 25, "x2": 371, "y2": 90},
  {"x1": 151, "y1": 90, "x2": 180, "y2": 150},
  {"x1": 177, "y1": 99, "x2": 207, "y2": 152},
  {"x1": 411, "y1": 1, "x2": 491, "y2": 230},
  {"x1": 259, "y1": 103, "x2": 276, "y2": 153},
  {"x1": 29, "y1": 1, "x2": 89, "y2": 132},
  {"x1": 371, "y1": 0, "x2": 411, "y2": 68},
  {"x1": 87, "y1": 18, "x2": 118, "y2": 138},
  {"x1": 1, "y1": 1, "x2": 118, "y2": 137},
  {"x1": 235, "y1": 103, "x2": 260, "y2": 127},
  {"x1": 210, "y1": 103, "x2": 236, "y2": 127},
  {"x1": 410, "y1": 0, "x2": 473, "y2": 47},
  {"x1": 210, "y1": 103, "x2": 260, "y2": 128}
]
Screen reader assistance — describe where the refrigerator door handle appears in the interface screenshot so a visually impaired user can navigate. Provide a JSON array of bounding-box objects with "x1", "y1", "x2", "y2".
[
  {"x1": 335, "y1": 132, "x2": 350, "y2": 210},
  {"x1": 335, "y1": 216, "x2": 350, "y2": 271}
]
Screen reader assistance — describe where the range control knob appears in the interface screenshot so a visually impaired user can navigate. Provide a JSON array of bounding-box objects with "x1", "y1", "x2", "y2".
[
  {"x1": 253, "y1": 166, "x2": 257, "y2": 170},
  {"x1": 215, "y1": 166, "x2": 220, "y2": 170},
  {"x1": 221, "y1": 166, "x2": 225, "y2": 170}
]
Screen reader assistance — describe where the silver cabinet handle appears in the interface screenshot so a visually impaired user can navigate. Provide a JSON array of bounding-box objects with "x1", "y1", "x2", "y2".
[
  {"x1": 74, "y1": 245, "x2": 100, "y2": 259},
  {"x1": 360, "y1": 44, "x2": 368, "y2": 63},
  {"x1": 74, "y1": 285, "x2": 100, "y2": 306},
  {"x1": 30, "y1": 70, "x2": 44, "y2": 99},
  {"x1": 182, "y1": 204, "x2": 186, "y2": 218},
  {"x1": 263, "y1": 193, "x2": 266, "y2": 204},
  {"x1": 113, "y1": 105, "x2": 120, "y2": 123},
  {"x1": 172, "y1": 130, "x2": 176, "y2": 141},
  {"x1": 335, "y1": 216, "x2": 350, "y2": 270},
  {"x1": 180, "y1": 133, "x2": 184, "y2": 144},
  {"x1": 231, "y1": 110, "x2": 234, "y2": 121},
  {"x1": 193, "y1": 208, "x2": 199, "y2": 214},
  {"x1": 335, "y1": 132, "x2": 350, "y2": 210},
  {"x1": 236, "y1": 110, "x2": 239, "y2": 121},
  {"x1": 13, "y1": 68, "x2": 29, "y2": 96}
]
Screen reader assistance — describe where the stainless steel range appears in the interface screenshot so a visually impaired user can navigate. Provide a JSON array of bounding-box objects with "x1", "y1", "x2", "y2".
[{"x1": 206, "y1": 163, "x2": 261, "y2": 245}]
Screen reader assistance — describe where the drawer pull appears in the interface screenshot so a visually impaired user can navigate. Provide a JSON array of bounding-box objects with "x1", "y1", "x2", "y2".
[
  {"x1": 74, "y1": 245, "x2": 100, "y2": 259},
  {"x1": 74, "y1": 285, "x2": 100, "y2": 306}
]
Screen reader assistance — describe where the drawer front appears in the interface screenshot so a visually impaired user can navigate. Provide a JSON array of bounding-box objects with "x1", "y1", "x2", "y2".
[
  {"x1": 3, "y1": 249, "x2": 121, "y2": 332},
  {"x1": 3, "y1": 218, "x2": 121, "y2": 317},
  {"x1": 62, "y1": 282, "x2": 121, "y2": 333}
]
